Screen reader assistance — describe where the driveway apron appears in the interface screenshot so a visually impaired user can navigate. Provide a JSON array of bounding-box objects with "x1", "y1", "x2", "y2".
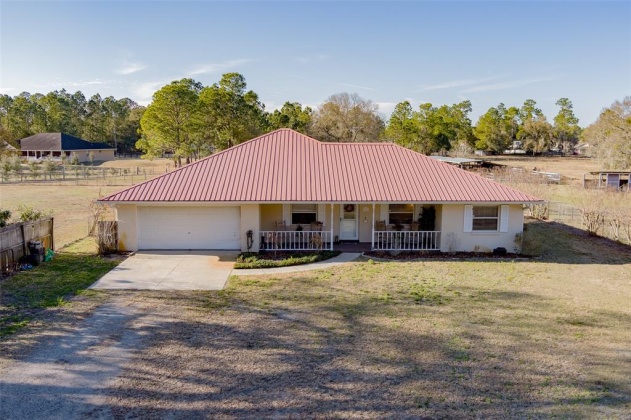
[{"x1": 90, "y1": 251, "x2": 238, "y2": 290}]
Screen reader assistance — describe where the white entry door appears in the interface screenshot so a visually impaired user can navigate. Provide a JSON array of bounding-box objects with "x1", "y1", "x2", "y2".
[{"x1": 339, "y1": 204, "x2": 358, "y2": 240}]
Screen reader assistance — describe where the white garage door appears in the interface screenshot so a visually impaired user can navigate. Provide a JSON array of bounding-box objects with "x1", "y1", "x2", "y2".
[{"x1": 138, "y1": 206, "x2": 240, "y2": 250}]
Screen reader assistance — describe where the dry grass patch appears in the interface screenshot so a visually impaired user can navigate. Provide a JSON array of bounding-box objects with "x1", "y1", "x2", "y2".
[
  {"x1": 487, "y1": 155, "x2": 601, "y2": 185},
  {"x1": 0, "y1": 184, "x2": 121, "y2": 248},
  {"x1": 92, "y1": 219, "x2": 631, "y2": 418}
]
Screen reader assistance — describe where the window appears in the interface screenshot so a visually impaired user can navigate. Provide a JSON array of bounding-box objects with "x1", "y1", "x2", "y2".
[
  {"x1": 389, "y1": 204, "x2": 414, "y2": 225},
  {"x1": 291, "y1": 204, "x2": 317, "y2": 224},
  {"x1": 472, "y1": 206, "x2": 499, "y2": 231}
]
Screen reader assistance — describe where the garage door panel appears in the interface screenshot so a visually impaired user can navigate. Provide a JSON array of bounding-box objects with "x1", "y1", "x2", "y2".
[{"x1": 138, "y1": 206, "x2": 240, "y2": 250}]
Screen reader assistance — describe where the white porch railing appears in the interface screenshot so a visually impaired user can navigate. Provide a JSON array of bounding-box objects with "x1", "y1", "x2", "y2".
[
  {"x1": 260, "y1": 230, "x2": 332, "y2": 251},
  {"x1": 373, "y1": 231, "x2": 441, "y2": 251}
]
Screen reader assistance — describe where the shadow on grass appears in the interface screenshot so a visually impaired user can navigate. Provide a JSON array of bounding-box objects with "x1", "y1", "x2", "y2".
[
  {"x1": 3, "y1": 280, "x2": 628, "y2": 418},
  {"x1": 523, "y1": 219, "x2": 631, "y2": 265}
]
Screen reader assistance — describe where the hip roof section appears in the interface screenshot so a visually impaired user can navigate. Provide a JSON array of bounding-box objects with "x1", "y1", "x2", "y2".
[{"x1": 100, "y1": 129, "x2": 540, "y2": 203}]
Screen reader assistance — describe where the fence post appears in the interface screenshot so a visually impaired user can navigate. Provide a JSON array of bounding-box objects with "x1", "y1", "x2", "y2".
[
  {"x1": 19, "y1": 222, "x2": 27, "y2": 256},
  {"x1": 50, "y1": 218, "x2": 55, "y2": 250}
]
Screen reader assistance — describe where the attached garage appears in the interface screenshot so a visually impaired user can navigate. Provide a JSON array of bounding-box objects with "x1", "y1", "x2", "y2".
[{"x1": 137, "y1": 206, "x2": 240, "y2": 250}]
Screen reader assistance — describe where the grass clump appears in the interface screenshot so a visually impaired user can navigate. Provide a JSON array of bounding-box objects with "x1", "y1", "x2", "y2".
[{"x1": 234, "y1": 250, "x2": 341, "y2": 269}]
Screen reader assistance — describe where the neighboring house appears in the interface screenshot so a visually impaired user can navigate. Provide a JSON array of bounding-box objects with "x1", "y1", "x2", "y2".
[
  {"x1": 98, "y1": 129, "x2": 540, "y2": 253},
  {"x1": 19, "y1": 133, "x2": 115, "y2": 163},
  {"x1": 574, "y1": 143, "x2": 593, "y2": 156}
]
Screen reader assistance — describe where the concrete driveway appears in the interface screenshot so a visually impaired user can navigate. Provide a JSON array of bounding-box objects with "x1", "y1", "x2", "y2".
[{"x1": 90, "y1": 251, "x2": 239, "y2": 290}]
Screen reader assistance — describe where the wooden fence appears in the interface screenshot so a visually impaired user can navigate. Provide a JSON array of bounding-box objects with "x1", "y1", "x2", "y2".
[{"x1": 0, "y1": 218, "x2": 54, "y2": 275}]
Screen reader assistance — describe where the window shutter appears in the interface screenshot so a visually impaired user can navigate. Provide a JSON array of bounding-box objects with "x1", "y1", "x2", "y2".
[
  {"x1": 463, "y1": 205, "x2": 473, "y2": 232},
  {"x1": 317, "y1": 204, "x2": 326, "y2": 224},
  {"x1": 500, "y1": 205, "x2": 509, "y2": 232},
  {"x1": 380, "y1": 204, "x2": 389, "y2": 223},
  {"x1": 282, "y1": 204, "x2": 290, "y2": 225}
]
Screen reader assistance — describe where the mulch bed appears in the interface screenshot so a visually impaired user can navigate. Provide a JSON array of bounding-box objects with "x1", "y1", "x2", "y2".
[
  {"x1": 364, "y1": 250, "x2": 530, "y2": 260},
  {"x1": 243, "y1": 251, "x2": 339, "y2": 261}
]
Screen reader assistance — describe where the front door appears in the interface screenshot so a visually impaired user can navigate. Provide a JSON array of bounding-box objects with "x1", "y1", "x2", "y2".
[{"x1": 339, "y1": 204, "x2": 358, "y2": 240}]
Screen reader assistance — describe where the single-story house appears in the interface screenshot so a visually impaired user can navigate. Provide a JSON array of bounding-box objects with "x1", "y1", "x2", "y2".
[
  {"x1": 20, "y1": 133, "x2": 115, "y2": 163},
  {"x1": 573, "y1": 143, "x2": 593, "y2": 156},
  {"x1": 98, "y1": 129, "x2": 540, "y2": 253}
]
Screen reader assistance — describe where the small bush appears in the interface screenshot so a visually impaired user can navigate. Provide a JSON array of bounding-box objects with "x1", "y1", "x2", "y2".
[
  {"x1": 0, "y1": 209, "x2": 11, "y2": 227},
  {"x1": 17, "y1": 205, "x2": 50, "y2": 222},
  {"x1": 235, "y1": 251, "x2": 341, "y2": 269}
]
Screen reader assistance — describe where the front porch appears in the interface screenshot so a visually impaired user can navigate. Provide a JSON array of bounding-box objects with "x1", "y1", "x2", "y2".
[{"x1": 257, "y1": 202, "x2": 442, "y2": 252}]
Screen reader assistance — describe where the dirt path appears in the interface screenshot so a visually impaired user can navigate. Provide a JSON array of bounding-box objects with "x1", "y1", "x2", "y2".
[{"x1": 0, "y1": 295, "x2": 168, "y2": 419}]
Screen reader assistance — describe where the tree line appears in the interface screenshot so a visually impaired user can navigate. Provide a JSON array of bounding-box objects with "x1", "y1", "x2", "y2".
[
  {"x1": 0, "y1": 90, "x2": 144, "y2": 153},
  {"x1": 138, "y1": 73, "x2": 586, "y2": 166},
  {"x1": 1, "y1": 72, "x2": 627, "y2": 169}
]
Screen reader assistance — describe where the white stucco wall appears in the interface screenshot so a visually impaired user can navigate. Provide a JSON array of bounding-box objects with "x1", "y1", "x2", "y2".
[
  {"x1": 115, "y1": 204, "x2": 138, "y2": 252},
  {"x1": 240, "y1": 204, "x2": 260, "y2": 252},
  {"x1": 439, "y1": 204, "x2": 524, "y2": 253}
]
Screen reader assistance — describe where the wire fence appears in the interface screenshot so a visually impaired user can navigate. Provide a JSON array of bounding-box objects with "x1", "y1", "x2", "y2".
[
  {"x1": 0, "y1": 164, "x2": 171, "y2": 186},
  {"x1": 531, "y1": 201, "x2": 631, "y2": 245}
]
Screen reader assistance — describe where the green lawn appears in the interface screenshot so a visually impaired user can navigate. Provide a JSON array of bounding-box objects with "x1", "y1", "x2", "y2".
[{"x1": 0, "y1": 238, "x2": 118, "y2": 337}]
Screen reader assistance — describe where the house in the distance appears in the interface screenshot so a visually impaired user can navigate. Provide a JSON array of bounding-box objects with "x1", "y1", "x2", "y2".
[
  {"x1": 583, "y1": 170, "x2": 631, "y2": 191},
  {"x1": 19, "y1": 133, "x2": 115, "y2": 163},
  {"x1": 99, "y1": 129, "x2": 540, "y2": 253}
]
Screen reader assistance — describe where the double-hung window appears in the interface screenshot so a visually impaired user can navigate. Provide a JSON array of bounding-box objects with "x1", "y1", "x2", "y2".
[
  {"x1": 472, "y1": 206, "x2": 499, "y2": 231},
  {"x1": 291, "y1": 204, "x2": 317, "y2": 224},
  {"x1": 388, "y1": 204, "x2": 414, "y2": 225}
]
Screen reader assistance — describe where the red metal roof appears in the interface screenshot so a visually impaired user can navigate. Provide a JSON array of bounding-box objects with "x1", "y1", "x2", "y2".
[{"x1": 100, "y1": 129, "x2": 540, "y2": 203}]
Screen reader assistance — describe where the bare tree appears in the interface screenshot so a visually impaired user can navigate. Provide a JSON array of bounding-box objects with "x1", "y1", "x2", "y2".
[
  {"x1": 582, "y1": 97, "x2": 631, "y2": 169},
  {"x1": 310, "y1": 93, "x2": 384, "y2": 142}
]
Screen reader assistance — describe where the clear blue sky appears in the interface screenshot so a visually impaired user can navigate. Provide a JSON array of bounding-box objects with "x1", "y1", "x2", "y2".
[{"x1": 1, "y1": 1, "x2": 629, "y2": 126}]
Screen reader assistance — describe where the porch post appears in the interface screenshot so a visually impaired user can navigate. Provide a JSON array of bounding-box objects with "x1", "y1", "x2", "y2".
[
  {"x1": 330, "y1": 203, "x2": 334, "y2": 251},
  {"x1": 371, "y1": 203, "x2": 375, "y2": 250}
]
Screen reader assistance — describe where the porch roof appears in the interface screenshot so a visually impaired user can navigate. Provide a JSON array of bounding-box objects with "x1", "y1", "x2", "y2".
[{"x1": 100, "y1": 129, "x2": 540, "y2": 204}]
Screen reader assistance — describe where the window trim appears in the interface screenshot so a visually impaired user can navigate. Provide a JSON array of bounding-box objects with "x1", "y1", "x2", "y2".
[{"x1": 464, "y1": 205, "x2": 509, "y2": 233}]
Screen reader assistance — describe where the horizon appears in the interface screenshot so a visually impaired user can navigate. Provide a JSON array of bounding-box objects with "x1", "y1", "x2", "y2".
[{"x1": 1, "y1": 1, "x2": 629, "y2": 126}]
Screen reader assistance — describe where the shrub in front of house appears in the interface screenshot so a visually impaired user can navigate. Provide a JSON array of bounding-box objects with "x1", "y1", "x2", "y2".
[{"x1": 234, "y1": 250, "x2": 341, "y2": 269}]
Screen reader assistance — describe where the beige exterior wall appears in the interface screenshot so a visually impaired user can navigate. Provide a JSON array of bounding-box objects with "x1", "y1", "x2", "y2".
[
  {"x1": 260, "y1": 204, "x2": 283, "y2": 231},
  {"x1": 74, "y1": 149, "x2": 115, "y2": 163},
  {"x1": 240, "y1": 204, "x2": 260, "y2": 252},
  {"x1": 439, "y1": 204, "x2": 523, "y2": 252},
  {"x1": 116, "y1": 204, "x2": 138, "y2": 251},
  {"x1": 116, "y1": 202, "x2": 524, "y2": 253}
]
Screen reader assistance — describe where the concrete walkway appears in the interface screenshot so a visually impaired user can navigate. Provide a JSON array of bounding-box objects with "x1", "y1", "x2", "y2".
[
  {"x1": 231, "y1": 252, "x2": 362, "y2": 276},
  {"x1": 91, "y1": 251, "x2": 238, "y2": 290}
]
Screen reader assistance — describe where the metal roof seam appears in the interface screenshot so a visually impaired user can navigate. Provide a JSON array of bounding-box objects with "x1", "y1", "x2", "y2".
[{"x1": 98, "y1": 129, "x2": 541, "y2": 204}]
